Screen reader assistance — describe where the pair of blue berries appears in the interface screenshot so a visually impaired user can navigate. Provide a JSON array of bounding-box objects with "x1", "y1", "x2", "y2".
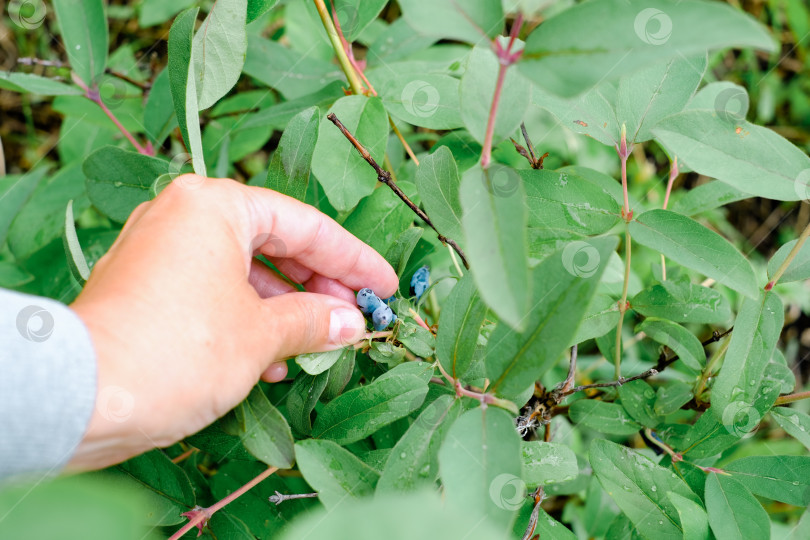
[
  {"x1": 356, "y1": 267, "x2": 431, "y2": 331},
  {"x1": 357, "y1": 289, "x2": 397, "y2": 331}
]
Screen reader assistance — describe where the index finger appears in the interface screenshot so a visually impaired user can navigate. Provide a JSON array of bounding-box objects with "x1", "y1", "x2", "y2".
[{"x1": 239, "y1": 183, "x2": 400, "y2": 298}]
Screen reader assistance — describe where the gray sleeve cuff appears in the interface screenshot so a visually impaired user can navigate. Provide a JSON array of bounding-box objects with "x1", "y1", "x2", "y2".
[{"x1": 0, "y1": 289, "x2": 97, "y2": 483}]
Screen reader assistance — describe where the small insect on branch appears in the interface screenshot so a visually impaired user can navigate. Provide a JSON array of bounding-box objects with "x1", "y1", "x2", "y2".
[{"x1": 327, "y1": 112, "x2": 470, "y2": 269}]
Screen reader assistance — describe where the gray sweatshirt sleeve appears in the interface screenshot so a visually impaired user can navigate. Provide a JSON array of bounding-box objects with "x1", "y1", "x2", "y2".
[{"x1": 0, "y1": 289, "x2": 97, "y2": 483}]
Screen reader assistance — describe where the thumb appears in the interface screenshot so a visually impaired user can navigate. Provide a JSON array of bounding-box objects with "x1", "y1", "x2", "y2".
[{"x1": 260, "y1": 291, "x2": 367, "y2": 361}]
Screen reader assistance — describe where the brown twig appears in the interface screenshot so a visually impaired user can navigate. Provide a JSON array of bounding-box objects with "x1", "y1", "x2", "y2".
[
  {"x1": 563, "y1": 328, "x2": 733, "y2": 396},
  {"x1": 511, "y1": 122, "x2": 548, "y2": 169},
  {"x1": 521, "y1": 486, "x2": 546, "y2": 540},
  {"x1": 327, "y1": 112, "x2": 469, "y2": 268}
]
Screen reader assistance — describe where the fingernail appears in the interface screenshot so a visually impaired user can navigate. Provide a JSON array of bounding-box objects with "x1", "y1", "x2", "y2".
[{"x1": 329, "y1": 307, "x2": 366, "y2": 347}]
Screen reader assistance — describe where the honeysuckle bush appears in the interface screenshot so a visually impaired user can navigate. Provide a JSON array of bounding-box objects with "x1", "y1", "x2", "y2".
[{"x1": 2, "y1": 0, "x2": 810, "y2": 538}]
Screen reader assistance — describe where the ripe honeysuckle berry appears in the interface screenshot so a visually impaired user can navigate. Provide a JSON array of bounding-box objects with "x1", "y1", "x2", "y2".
[
  {"x1": 410, "y1": 265, "x2": 430, "y2": 300},
  {"x1": 356, "y1": 288, "x2": 381, "y2": 315},
  {"x1": 372, "y1": 304, "x2": 395, "y2": 331}
]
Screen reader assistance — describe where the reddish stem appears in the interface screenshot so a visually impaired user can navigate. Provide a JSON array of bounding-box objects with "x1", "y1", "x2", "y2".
[
  {"x1": 481, "y1": 14, "x2": 523, "y2": 170},
  {"x1": 169, "y1": 466, "x2": 278, "y2": 539},
  {"x1": 662, "y1": 156, "x2": 678, "y2": 210}
]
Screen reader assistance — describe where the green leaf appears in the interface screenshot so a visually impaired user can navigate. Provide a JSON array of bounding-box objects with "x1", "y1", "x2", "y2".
[
  {"x1": 0, "y1": 71, "x2": 81, "y2": 95},
  {"x1": 207, "y1": 512, "x2": 253, "y2": 539},
  {"x1": 296, "y1": 348, "x2": 346, "y2": 376},
  {"x1": 571, "y1": 294, "x2": 621, "y2": 344},
  {"x1": 139, "y1": 0, "x2": 196, "y2": 27},
  {"x1": 668, "y1": 492, "x2": 710, "y2": 540},
  {"x1": 705, "y1": 473, "x2": 770, "y2": 540},
  {"x1": 234, "y1": 386, "x2": 295, "y2": 468},
  {"x1": 384, "y1": 227, "x2": 423, "y2": 279},
  {"x1": 286, "y1": 370, "x2": 328, "y2": 435},
  {"x1": 460, "y1": 164, "x2": 530, "y2": 332},
  {"x1": 401, "y1": 0, "x2": 504, "y2": 43},
  {"x1": 590, "y1": 439, "x2": 701, "y2": 540},
  {"x1": 108, "y1": 450, "x2": 196, "y2": 526},
  {"x1": 569, "y1": 399, "x2": 642, "y2": 435},
  {"x1": 334, "y1": 0, "x2": 388, "y2": 41},
  {"x1": 294, "y1": 439, "x2": 379, "y2": 509},
  {"x1": 521, "y1": 169, "x2": 622, "y2": 237},
  {"x1": 685, "y1": 81, "x2": 750, "y2": 116},
  {"x1": 342, "y1": 183, "x2": 412, "y2": 255},
  {"x1": 247, "y1": 0, "x2": 278, "y2": 23},
  {"x1": 63, "y1": 200, "x2": 90, "y2": 284},
  {"x1": 322, "y1": 348, "x2": 356, "y2": 401},
  {"x1": 378, "y1": 73, "x2": 463, "y2": 130},
  {"x1": 414, "y1": 146, "x2": 463, "y2": 240},
  {"x1": 631, "y1": 280, "x2": 731, "y2": 324},
  {"x1": 53, "y1": 0, "x2": 108, "y2": 86},
  {"x1": 143, "y1": 68, "x2": 177, "y2": 146},
  {"x1": 635, "y1": 318, "x2": 705, "y2": 370},
  {"x1": 438, "y1": 407, "x2": 523, "y2": 534},
  {"x1": 725, "y1": 455, "x2": 810, "y2": 506},
  {"x1": 521, "y1": 441, "x2": 578, "y2": 488},
  {"x1": 278, "y1": 491, "x2": 506, "y2": 540},
  {"x1": 461, "y1": 42, "x2": 531, "y2": 146},
  {"x1": 485, "y1": 236, "x2": 617, "y2": 398},
  {"x1": 83, "y1": 146, "x2": 169, "y2": 223},
  {"x1": 619, "y1": 55, "x2": 707, "y2": 144},
  {"x1": 629, "y1": 209, "x2": 758, "y2": 298},
  {"x1": 311, "y1": 373, "x2": 428, "y2": 444},
  {"x1": 768, "y1": 238, "x2": 810, "y2": 284},
  {"x1": 618, "y1": 379, "x2": 662, "y2": 428},
  {"x1": 168, "y1": 7, "x2": 206, "y2": 176},
  {"x1": 655, "y1": 381, "x2": 694, "y2": 416},
  {"x1": 192, "y1": 0, "x2": 247, "y2": 110},
  {"x1": 519, "y1": 0, "x2": 776, "y2": 97},
  {"x1": 184, "y1": 418, "x2": 255, "y2": 461},
  {"x1": 671, "y1": 180, "x2": 750, "y2": 216},
  {"x1": 436, "y1": 273, "x2": 487, "y2": 380},
  {"x1": 0, "y1": 169, "x2": 48, "y2": 246},
  {"x1": 377, "y1": 395, "x2": 462, "y2": 493},
  {"x1": 8, "y1": 163, "x2": 88, "y2": 260},
  {"x1": 311, "y1": 95, "x2": 388, "y2": 212},
  {"x1": 770, "y1": 407, "x2": 810, "y2": 451},
  {"x1": 653, "y1": 111, "x2": 810, "y2": 202},
  {"x1": 265, "y1": 106, "x2": 319, "y2": 201},
  {"x1": 532, "y1": 82, "x2": 620, "y2": 147},
  {"x1": 397, "y1": 322, "x2": 435, "y2": 358},
  {"x1": 712, "y1": 291, "x2": 783, "y2": 421}
]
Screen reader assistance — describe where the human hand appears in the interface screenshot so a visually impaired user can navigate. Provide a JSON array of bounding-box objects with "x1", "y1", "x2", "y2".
[{"x1": 67, "y1": 176, "x2": 398, "y2": 471}]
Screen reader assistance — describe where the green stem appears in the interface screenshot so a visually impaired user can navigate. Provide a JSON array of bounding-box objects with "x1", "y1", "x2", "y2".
[
  {"x1": 614, "y1": 223, "x2": 631, "y2": 379},
  {"x1": 694, "y1": 335, "x2": 731, "y2": 401},
  {"x1": 313, "y1": 0, "x2": 365, "y2": 94},
  {"x1": 766, "y1": 220, "x2": 810, "y2": 290}
]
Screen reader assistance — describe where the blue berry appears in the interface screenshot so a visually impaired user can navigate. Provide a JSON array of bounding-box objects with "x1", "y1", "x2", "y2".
[
  {"x1": 410, "y1": 265, "x2": 430, "y2": 300},
  {"x1": 372, "y1": 304, "x2": 395, "y2": 331},
  {"x1": 357, "y1": 288, "x2": 383, "y2": 315},
  {"x1": 383, "y1": 295, "x2": 396, "y2": 305}
]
